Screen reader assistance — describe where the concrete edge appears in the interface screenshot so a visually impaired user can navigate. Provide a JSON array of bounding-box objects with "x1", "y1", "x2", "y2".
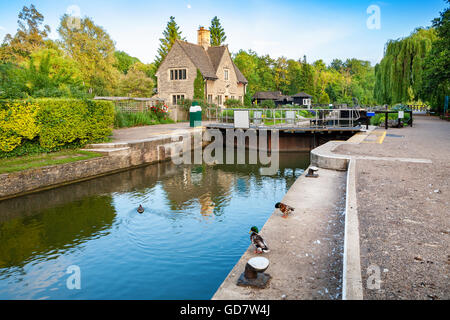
[{"x1": 342, "y1": 159, "x2": 363, "y2": 300}]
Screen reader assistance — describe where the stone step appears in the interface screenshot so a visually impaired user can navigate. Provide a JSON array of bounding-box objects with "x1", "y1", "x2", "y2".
[
  {"x1": 84, "y1": 142, "x2": 129, "y2": 149},
  {"x1": 81, "y1": 147, "x2": 130, "y2": 156}
]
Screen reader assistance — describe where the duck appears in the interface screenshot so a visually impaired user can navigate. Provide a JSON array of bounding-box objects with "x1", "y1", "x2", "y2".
[
  {"x1": 137, "y1": 205, "x2": 144, "y2": 214},
  {"x1": 249, "y1": 226, "x2": 270, "y2": 254},
  {"x1": 275, "y1": 202, "x2": 294, "y2": 218}
]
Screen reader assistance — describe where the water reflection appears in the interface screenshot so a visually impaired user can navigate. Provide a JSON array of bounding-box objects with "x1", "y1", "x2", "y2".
[{"x1": 0, "y1": 152, "x2": 309, "y2": 299}]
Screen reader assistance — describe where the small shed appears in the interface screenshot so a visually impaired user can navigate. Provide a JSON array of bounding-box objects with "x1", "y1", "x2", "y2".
[{"x1": 291, "y1": 92, "x2": 313, "y2": 106}]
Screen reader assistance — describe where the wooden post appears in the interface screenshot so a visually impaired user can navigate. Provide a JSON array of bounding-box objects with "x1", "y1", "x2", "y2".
[{"x1": 409, "y1": 110, "x2": 413, "y2": 127}]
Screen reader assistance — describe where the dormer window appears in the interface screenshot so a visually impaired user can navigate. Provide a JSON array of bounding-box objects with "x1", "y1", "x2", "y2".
[
  {"x1": 170, "y1": 69, "x2": 187, "y2": 80},
  {"x1": 224, "y1": 69, "x2": 229, "y2": 81}
]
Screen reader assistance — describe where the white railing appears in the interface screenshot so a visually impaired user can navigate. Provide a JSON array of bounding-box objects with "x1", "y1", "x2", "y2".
[{"x1": 205, "y1": 107, "x2": 365, "y2": 128}]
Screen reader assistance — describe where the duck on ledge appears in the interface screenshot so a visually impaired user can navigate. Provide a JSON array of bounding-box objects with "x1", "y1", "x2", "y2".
[{"x1": 249, "y1": 226, "x2": 270, "y2": 254}]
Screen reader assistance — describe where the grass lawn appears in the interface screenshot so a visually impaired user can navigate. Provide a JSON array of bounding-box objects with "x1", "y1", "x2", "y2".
[{"x1": 0, "y1": 149, "x2": 103, "y2": 174}]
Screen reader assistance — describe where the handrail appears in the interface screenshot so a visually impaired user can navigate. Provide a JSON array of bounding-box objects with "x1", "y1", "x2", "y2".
[{"x1": 205, "y1": 107, "x2": 366, "y2": 128}]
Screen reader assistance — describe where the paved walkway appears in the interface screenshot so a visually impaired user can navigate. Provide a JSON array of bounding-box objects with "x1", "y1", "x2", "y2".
[
  {"x1": 335, "y1": 116, "x2": 449, "y2": 300},
  {"x1": 213, "y1": 168, "x2": 347, "y2": 300},
  {"x1": 112, "y1": 122, "x2": 212, "y2": 143}
]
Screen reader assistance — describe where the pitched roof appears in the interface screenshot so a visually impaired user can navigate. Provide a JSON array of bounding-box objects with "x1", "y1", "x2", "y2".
[
  {"x1": 174, "y1": 40, "x2": 248, "y2": 84},
  {"x1": 177, "y1": 40, "x2": 217, "y2": 79},
  {"x1": 292, "y1": 92, "x2": 313, "y2": 98},
  {"x1": 207, "y1": 46, "x2": 227, "y2": 72},
  {"x1": 252, "y1": 91, "x2": 283, "y2": 100}
]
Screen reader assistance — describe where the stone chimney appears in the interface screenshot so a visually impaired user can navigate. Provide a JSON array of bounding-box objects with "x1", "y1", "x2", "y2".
[{"x1": 197, "y1": 26, "x2": 210, "y2": 50}]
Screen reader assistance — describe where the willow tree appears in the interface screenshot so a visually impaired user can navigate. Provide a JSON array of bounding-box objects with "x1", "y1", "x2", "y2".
[{"x1": 374, "y1": 28, "x2": 436, "y2": 105}]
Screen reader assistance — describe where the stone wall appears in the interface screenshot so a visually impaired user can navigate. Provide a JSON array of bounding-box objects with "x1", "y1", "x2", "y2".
[
  {"x1": 156, "y1": 41, "x2": 196, "y2": 106},
  {"x1": 0, "y1": 132, "x2": 205, "y2": 201},
  {"x1": 206, "y1": 47, "x2": 246, "y2": 106}
]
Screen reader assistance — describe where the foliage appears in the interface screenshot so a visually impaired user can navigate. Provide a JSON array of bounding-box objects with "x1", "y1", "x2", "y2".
[
  {"x1": 233, "y1": 50, "x2": 376, "y2": 106},
  {"x1": 259, "y1": 100, "x2": 276, "y2": 109},
  {"x1": 0, "y1": 98, "x2": 114, "y2": 155},
  {"x1": 58, "y1": 15, "x2": 120, "y2": 96},
  {"x1": 114, "y1": 51, "x2": 140, "y2": 74},
  {"x1": 210, "y1": 16, "x2": 227, "y2": 46},
  {"x1": 420, "y1": 1, "x2": 450, "y2": 112},
  {"x1": 370, "y1": 112, "x2": 411, "y2": 126},
  {"x1": 154, "y1": 16, "x2": 185, "y2": 70},
  {"x1": 374, "y1": 28, "x2": 437, "y2": 105},
  {"x1": 0, "y1": 4, "x2": 50, "y2": 63},
  {"x1": 114, "y1": 105, "x2": 173, "y2": 128},
  {"x1": 224, "y1": 98, "x2": 242, "y2": 108},
  {"x1": 193, "y1": 69, "x2": 205, "y2": 99},
  {"x1": 116, "y1": 63, "x2": 154, "y2": 97},
  {"x1": 178, "y1": 98, "x2": 214, "y2": 111}
]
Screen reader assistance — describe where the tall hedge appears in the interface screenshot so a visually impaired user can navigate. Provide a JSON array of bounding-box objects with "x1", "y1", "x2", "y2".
[{"x1": 0, "y1": 98, "x2": 114, "y2": 154}]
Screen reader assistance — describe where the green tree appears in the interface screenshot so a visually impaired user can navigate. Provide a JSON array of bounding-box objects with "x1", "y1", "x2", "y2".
[
  {"x1": 155, "y1": 16, "x2": 185, "y2": 70},
  {"x1": 23, "y1": 48, "x2": 85, "y2": 97},
  {"x1": 0, "y1": 4, "x2": 50, "y2": 63},
  {"x1": 374, "y1": 28, "x2": 436, "y2": 105},
  {"x1": 193, "y1": 69, "x2": 205, "y2": 99},
  {"x1": 114, "y1": 51, "x2": 140, "y2": 74},
  {"x1": 116, "y1": 63, "x2": 154, "y2": 97},
  {"x1": 210, "y1": 16, "x2": 226, "y2": 46},
  {"x1": 0, "y1": 63, "x2": 27, "y2": 98},
  {"x1": 58, "y1": 15, "x2": 119, "y2": 95},
  {"x1": 421, "y1": 1, "x2": 450, "y2": 112}
]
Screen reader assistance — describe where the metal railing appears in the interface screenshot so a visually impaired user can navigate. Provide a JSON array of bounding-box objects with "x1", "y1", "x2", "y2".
[{"x1": 205, "y1": 107, "x2": 366, "y2": 128}]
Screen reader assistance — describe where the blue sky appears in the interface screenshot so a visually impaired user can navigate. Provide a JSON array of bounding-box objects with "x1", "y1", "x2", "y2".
[{"x1": 0, "y1": 0, "x2": 447, "y2": 65}]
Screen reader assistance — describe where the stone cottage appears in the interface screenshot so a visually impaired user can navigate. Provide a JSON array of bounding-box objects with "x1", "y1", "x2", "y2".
[{"x1": 155, "y1": 27, "x2": 248, "y2": 107}]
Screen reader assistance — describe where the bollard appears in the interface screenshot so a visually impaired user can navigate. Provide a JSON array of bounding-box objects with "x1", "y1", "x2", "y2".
[
  {"x1": 305, "y1": 166, "x2": 319, "y2": 178},
  {"x1": 237, "y1": 257, "x2": 271, "y2": 288}
]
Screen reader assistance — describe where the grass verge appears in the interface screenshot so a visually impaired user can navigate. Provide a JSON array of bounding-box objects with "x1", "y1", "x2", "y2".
[{"x1": 0, "y1": 149, "x2": 103, "y2": 174}]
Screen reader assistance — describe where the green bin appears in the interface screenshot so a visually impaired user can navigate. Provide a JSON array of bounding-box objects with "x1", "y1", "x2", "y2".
[{"x1": 189, "y1": 102, "x2": 202, "y2": 127}]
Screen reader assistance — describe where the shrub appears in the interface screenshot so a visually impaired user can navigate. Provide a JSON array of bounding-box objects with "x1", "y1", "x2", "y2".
[
  {"x1": 0, "y1": 98, "x2": 114, "y2": 156},
  {"x1": 259, "y1": 100, "x2": 276, "y2": 109},
  {"x1": 224, "y1": 98, "x2": 242, "y2": 108}
]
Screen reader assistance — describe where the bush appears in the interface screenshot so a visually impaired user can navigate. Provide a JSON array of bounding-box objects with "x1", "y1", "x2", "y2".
[
  {"x1": 259, "y1": 100, "x2": 276, "y2": 109},
  {"x1": 0, "y1": 98, "x2": 114, "y2": 156},
  {"x1": 370, "y1": 112, "x2": 411, "y2": 126},
  {"x1": 224, "y1": 98, "x2": 242, "y2": 108}
]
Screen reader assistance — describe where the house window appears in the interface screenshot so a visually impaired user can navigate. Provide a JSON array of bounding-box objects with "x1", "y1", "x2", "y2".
[
  {"x1": 224, "y1": 69, "x2": 229, "y2": 81},
  {"x1": 172, "y1": 94, "x2": 185, "y2": 105},
  {"x1": 303, "y1": 98, "x2": 311, "y2": 106},
  {"x1": 217, "y1": 95, "x2": 223, "y2": 106},
  {"x1": 170, "y1": 69, "x2": 187, "y2": 80},
  {"x1": 207, "y1": 94, "x2": 213, "y2": 104},
  {"x1": 239, "y1": 96, "x2": 243, "y2": 103},
  {"x1": 231, "y1": 96, "x2": 235, "y2": 100}
]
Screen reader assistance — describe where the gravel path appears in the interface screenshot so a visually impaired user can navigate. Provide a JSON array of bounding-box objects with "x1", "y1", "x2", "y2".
[{"x1": 335, "y1": 116, "x2": 449, "y2": 300}]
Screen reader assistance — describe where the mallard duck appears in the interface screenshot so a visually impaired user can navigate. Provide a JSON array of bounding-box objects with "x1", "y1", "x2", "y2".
[
  {"x1": 249, "y1": 226, "x2": 270, "y2": 254},
  {"x1": 137, "y1": 205, "x2": 144, "y2": 214},
  {"x1": 275, "y1": 202, "x2": 294, "y2": 218}
]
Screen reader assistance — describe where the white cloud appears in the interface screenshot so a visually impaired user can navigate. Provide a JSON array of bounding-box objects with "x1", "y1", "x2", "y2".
[{"x1": 187, "y1": 4, "x2": 191, "y2": 9}]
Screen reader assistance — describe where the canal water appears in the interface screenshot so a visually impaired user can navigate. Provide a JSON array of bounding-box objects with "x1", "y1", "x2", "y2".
[{"x1": 0, "y1": 152, "x2": 309, "y2": 299}]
